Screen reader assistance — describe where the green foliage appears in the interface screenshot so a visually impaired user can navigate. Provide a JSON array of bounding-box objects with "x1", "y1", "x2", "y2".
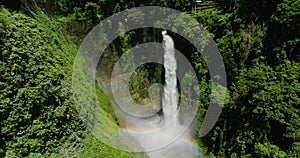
[
  {"x1": 129, "y1": 67, "x2": 151, "y2": 103},
  {"x1": 0, "y1": 8, "x2": 83, "y2": 157},
  {"x1": 205, "y1": 60, "x2": 300, "y2": 157},
  {"x1": 74, "y1": 133, "x2": 133, "y2": 158},
  {"x1": 1, "y1": 0, "x2": 300, "y2": 157},
  {"x1": 266, "y1": 0, "x2": 300, "y2": 62},
  {"x1": 254, "y1": 142, "x2": 286, "y2": 158},
  {"x1": 196, "y1": 0, "x2": 300, "y2": 157},
  {"x1": 46, "y1": 132, "x2": 139, "y2": 158}
]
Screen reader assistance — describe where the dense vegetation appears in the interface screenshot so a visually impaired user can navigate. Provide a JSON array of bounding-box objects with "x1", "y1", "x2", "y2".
[{"x1": 0, "y1": 0, "x2": 299, "y2": 157}]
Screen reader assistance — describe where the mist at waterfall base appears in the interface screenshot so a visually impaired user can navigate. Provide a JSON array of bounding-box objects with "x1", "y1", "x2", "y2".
[{"x1": 112, "y1": 31, "x2": 201, "y2": 158}]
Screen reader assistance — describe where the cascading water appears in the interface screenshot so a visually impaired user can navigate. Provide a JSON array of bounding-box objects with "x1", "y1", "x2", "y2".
[
  {"x1": 143, "y1": 31, "x2": 199, "y2": 158},
  {"x1": 111, "y1": 31, "x2": 200, "y2": 158},
  {"x1": 162, "y1": 30, "x2": 179, "y2": 125}
]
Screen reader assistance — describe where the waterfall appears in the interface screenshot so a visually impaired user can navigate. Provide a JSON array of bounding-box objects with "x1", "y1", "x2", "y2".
[
  {"x1": 114, "y1": 31, "x2": 200, "y2": 158},
  {"x1": 162, "y1": 30, "x2": 179, "y2": 125}
]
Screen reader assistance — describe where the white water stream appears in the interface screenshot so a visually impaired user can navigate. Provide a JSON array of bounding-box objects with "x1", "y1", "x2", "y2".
[
  {"x1": 110, "y1": 31, "x2": 200, "y2": 158},
  {"x1": 162, "y1": 30, "x2": 179, "y2": 126}
]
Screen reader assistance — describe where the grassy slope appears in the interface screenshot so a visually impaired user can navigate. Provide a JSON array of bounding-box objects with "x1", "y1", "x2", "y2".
[{"x1": 0, "y1": 7, "x2": 140, "y2": 158}]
